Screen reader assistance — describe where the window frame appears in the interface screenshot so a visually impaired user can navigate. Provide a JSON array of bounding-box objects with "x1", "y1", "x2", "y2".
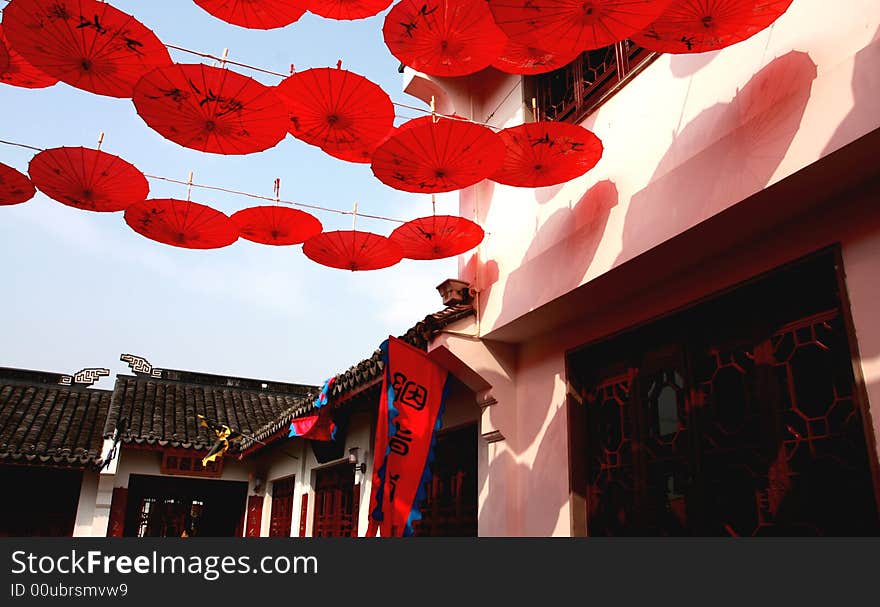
[
  {"x1": 530, "y1": 41, "x2": 659, "y2": 124},
  {"x1": 564, "y1": 246, "x2": 880, "y2": 536}
]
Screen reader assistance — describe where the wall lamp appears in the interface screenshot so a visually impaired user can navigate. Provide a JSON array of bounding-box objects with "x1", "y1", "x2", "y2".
[{"x1": 348, "y1": 447, "x2": 367, "y2": 474}]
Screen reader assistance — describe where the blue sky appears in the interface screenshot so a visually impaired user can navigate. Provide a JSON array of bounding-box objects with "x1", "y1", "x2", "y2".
[{"x1": 0, "y1": 1, "x2": 458, "y2": 389}]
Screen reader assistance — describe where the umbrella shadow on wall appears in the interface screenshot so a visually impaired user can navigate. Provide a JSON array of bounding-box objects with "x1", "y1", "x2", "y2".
[
  {"x1": 616, "y1": 51, "x2": 818, "y2": 265},
  {"x1": 488, "y1": 180, "x2": 618, "y2": 327},
  {"x1": 822, "y1": 26, "x2": 880, "y2": 157},
  {"x1": 668, "y1": 51, "x2": 719, "y2": 79},
  {"x1": 481, "y1": 399, "x2": 571, "y2": 536}
]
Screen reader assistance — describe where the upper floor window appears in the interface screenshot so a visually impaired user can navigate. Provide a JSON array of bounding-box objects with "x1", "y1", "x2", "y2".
[{"x1": 534, "y1": 41, "x2": 657, "y2": 124}]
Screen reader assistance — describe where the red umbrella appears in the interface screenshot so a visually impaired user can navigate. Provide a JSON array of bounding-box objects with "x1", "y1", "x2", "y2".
[
  {"x1": 487, "y1": 0, "x2": 673, "y2": 55},
  {"x1": 383, "y1": 0, "x2": 507, "y2": 77},
  {"x1": 125, "y1": 198, "x2": 239, "y2": 249},
  {"x1": 390, "y1": 215, "x2": 484, "y2": 260},
  {"x1": 0, "y1": 25, "x2": 58, "y2": 89},
  {"x1": 0, "y1": 33, "x2": 9, "y2": 74},
  {"x1": 193, "y1": 0, "x2": 308, "y2": 29},
  {"x1": 3, "y1": 0, "x2": 173, "y2": 98},
  {"x1": 230, "y1": 206, "x2": 323, "y2": 245},
  {"x1": 303, "y1": 230, "x2": 402, "y2": 271},
  {"x1": 0, "y1": 162, "x2": 36, "y2": 206},
  {"x1": 493, "y1": 37, "x2": 582, "y2": 75},
  {"x1": 308, "y1": 0, "x2": 394, "y2": 21},
  {"x1": 28, "y1": 146, "x2": 149, "y2": 212},
  {"x1": 320, "y1": 122, "x2": 396, "y2": 163},
  {"x1": 322, "y1": 140, "x2": 378, "y2": 164},
  {"x1": 371, "y1": 117, "x2": 506, "y2": 193},
  {"x1": 133, "y1": 63, "x2": 289, "y2": 155},
  {"x1": 632, "y1": 0, "x2": 794, "y2": 54},
  {"x1": 491, "y1": 121, "x2": 603, "y2": 188},
  {"x1": 275, "y1": 67, "x2": 394, "y2": 153}
]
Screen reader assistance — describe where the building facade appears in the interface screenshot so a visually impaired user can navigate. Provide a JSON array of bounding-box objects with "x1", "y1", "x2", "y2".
[{"x1": 404, "y1": 0, "x2": 880, "y2": 535}]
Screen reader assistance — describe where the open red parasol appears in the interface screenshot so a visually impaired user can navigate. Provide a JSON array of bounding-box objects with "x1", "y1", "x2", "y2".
[
  {"x1": 3, "y1": 0, "x2": 172, "y2": 98},
  {"x1": 28, "y1": 146, "x2": 149, "y2": 212},
  {"x1": 275, "y1": 67, "x2": 394, "y2": 153},
  {"x1": 308, "y1": 0, "x2": 394, "y2": 21},
  {"x1": 383, "y1": 0, "x2": 507, "y2": 77},
  {"x1": 125, "y1": 198, "x2": 239, "y2": 249},
  {"x1": 371, "y1": 117, "x2": 505, "y2": 193},
  {"x1": 491, "y1": 121, "x2": 603, "y2": 188},
  {"x1": 0, "y1": 33, "x2": 9, "y2": 74},
  {"x1": 303, "y1": 230, "x2": 403, "y2": 271},
  {"x1": 193, "y1": 0, "x2": 308, "y2": 29},
  {"x1": 0, "y1": 162, "x2": 36, "y2": 206},
  {"x1": 0, "y1": 25, "x2": 58, "y2": 89},
  {"x1": 487, "y1": 0, "x2": 673, "y2": 55},
  {"x1": 493, "y1": 37, "x2": 582, "y2": 75},
  {"x1": 133, "y1": 63, "x2": 289, "y2": 155},
  {"x1": 230, "y1": 206, "x2": 323, "y2": 245},
  {"x1": 390, "y1": 215, "x2": 484, "y2": 260},
  {"x1": 632, "y1": 0, "x2": 794, "y2": 54}
]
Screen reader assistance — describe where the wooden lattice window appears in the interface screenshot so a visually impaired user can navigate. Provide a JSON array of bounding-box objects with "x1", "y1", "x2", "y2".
[
  {"x1": 534, "y1": 41, "x2": 657, "y2": 124},
  {"x1": 159, "y1": 448, "x2": 222, "y2": 477},
  {"x1": 567, "y1": 250, "x2": 880, "y2": 536}
]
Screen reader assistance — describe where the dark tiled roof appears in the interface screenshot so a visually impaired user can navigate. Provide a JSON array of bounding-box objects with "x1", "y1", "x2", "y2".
[
  {"x1": 0, "y1": 367, "x2": 111, "y2": 467},
  {"x1": 244, "y1": 304, "x2": 476, "y2": 448},
  {"x1": 103, "y1": 368, "x2": 317, "y2": 451}
]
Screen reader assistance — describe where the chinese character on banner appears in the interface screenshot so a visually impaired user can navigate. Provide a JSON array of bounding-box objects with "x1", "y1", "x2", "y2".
[{"x1": 366, "y1": 336, "x2": 449, "y2": 537}]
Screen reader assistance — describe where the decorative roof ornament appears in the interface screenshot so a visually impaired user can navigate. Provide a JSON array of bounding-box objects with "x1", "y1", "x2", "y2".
[
  {"x1": 58, "y1": 368, "x2": 110, "y2": 386},
  {"x1": 120, "y1": 354, "x2": 163, "y2": 378}
]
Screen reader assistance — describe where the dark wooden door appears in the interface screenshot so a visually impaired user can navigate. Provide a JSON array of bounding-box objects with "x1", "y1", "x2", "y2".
[
  {"x1": 269, "y1": 476, "x2": 295, "y2": 537},
  {"x1": 413, "y1": 424, "x2": 478, "y2": 536},
  {"x1": 313, "y1": 464, "x2": 355, "y2": 537}
]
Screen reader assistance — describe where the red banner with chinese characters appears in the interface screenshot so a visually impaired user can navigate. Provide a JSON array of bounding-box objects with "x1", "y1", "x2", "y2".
[{"x1": 366, "y1": 336, "x2": 448, "y2": 536}]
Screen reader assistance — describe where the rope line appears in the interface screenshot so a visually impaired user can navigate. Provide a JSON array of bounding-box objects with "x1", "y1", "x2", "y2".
[{"x1": 0, "y1": 137, "x2": 411, "y2": 224}]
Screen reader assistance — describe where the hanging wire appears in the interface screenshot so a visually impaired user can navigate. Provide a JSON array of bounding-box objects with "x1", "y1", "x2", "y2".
[
  {"x1": 0, "y1": 137, "x2": 407, "y2": 224},
  {"x1": 0, "y1": 0, "x2": 507, "y2": 130}
]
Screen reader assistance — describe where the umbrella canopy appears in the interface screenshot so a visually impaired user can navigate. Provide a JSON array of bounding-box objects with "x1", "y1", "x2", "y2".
[
  {"x1": 487, "y1": 0, "x2": 673, "y2": 55},
  {"x1": 371, "y1": 117, "x2": 506, "y2": 193},
  {"x1": 132, "y1": 63, "x2": 289, "y2": 155},
  {"x1": 383, "y1": 0, "x2": 507, "y2": 77},
  {"x1": 3, "y1": 0, "x2": 173, "y2": 98},
  {"x1": 303, "y1": 230, "x2": 403, "y2": 271},
  {"x1": 308, "y1": 0, "x2": 394, "y2": 21},
  {"x1": 193, "y1": 0, "x2": 308, "y2": 29},
  {"x1": 0, "y1": 25, "x2": 58, "y2": 89},
  {"x1": 0, "y1": 33, "x2": 9, "y2": 74},
  {"x1": 321, "y1": 140, "x2": 378, "y2": 164},
  {"x1": 491, "y1": 121, "x2": 603, "y2": 188},
  {"x1": 0, "y1": 162, "x2": 36, "y2": 206},
  {"x1": 493, "y1": 37, "x2": 582, "y2": 75},
  {"x1": 125, "y1": 198, "x2": 239, "y2": 249},
  {"x1": 230, "y1": 206, "x2": 323, "y2": 245},
  {"x1": 28, "y1": 146, "x2": 149, "y2": 212},
  {"x1": 390, "y1": 215, "x2": 484, "y2": 260},
  {"x1": 632, "y1": 0, "x2": 794, "y2": 54},
  {"x1": 275, "y1": 67, "x2": 394, "y2": 153}
]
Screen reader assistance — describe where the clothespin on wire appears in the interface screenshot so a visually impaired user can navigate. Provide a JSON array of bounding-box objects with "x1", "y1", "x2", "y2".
[
  {"x1": 218, "y1": 48, "x2": 229, "y2": 69},
  {"x1": 351, "y1": 201, "x2": 358, "y2": 230},
  {"x1": 186, "y1": 171, "x2": 194, "y2": 201}
]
